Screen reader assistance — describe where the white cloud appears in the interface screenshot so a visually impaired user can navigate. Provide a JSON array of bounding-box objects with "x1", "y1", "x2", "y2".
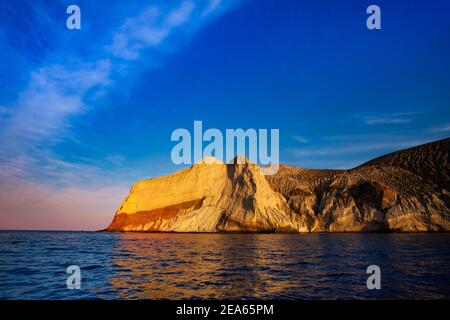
[
  {"x1": 0, "y1": 1, "x2": 236, "y2": 180},
  {"x1": 202, "y1": 0, "x2": 222, "y2": 16},
  {"x1": 0, "y1": 60, "x2": 111, "y2": 157},
  {"x1": 290, "y1": 140, "x2": 428, "y2": 157},
  {"x1": 167, "y1": 1, "x2": 196, "y2": 26},
  {"x1": 293, "y1": 135, "x2": 310, "y2": 143},
  {"x1": 285, "y1": 133, "x2": 437, "y2": 169},
  {"x1": 353, "y1": 112, "x2": 422, "y2": 126},
  {"x1": 427, "y1": 122, "x2": 450, "y2": 133},
  {"x1": 0, "y1": 1, "x2": 244, "y2": 230},
  {"x1": 109, "y1": 2, "x2": 196, "y2": 60},
  {"x1": 365, "y1": 116, "x2": 411, "y2": 125},
  {"x1": 1, "y1": 1, "x2": 239, "y2": 165},
  {"x1": 105, "y1": 154, "x2": 126, "y2": 166},
  {"x1": 0, "y1": 106, "x2": 11, "y2": 116}
]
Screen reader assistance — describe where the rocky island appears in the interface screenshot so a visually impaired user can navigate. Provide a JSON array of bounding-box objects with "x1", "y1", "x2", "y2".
[{"x1": 107, "y1": 138, "x2": 450, "y2": 232}]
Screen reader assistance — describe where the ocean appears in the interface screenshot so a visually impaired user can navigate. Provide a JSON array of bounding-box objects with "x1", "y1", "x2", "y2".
[{"x1": 0, "y1": 231, "x2": 449, "y2": 299}]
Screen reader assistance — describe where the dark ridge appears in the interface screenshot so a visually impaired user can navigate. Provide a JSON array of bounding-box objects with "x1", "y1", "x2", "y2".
[{"x1": 359, "y1": 138, "x2": 450, "y2": 191}]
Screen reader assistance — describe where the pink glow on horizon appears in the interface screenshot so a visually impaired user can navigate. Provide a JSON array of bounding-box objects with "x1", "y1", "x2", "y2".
[{"x1": 0, "y1": 177, "x2": 129, "y2": 231}]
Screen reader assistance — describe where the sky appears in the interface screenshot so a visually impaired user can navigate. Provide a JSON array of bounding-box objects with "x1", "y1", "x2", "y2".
[{"x1": 0, "y1": 0, "x2": 449, "y2": 230}]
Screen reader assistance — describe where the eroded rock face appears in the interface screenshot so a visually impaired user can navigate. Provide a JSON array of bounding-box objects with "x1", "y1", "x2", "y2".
[
  {"x1": 108, "y1": 139, "x2": 450, "y2": 232},
  {"x1": 107, "y1": 157, "x2": 308, "y2": 232},
  {"x1": 266, "y1": 138, "x2": 450, "y2": 232}
]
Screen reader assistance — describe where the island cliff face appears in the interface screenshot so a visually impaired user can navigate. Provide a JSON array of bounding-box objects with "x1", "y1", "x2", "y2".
[
  {"x1": 107, "y1": 138, "x2": 450, "y2": 232},
  {"x1": 108, "y1": 157, "x2": 309, "y2": 232}
]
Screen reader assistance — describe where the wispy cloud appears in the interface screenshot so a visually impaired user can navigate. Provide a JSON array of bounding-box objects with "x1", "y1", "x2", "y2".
[
  {"x1": 285, "y1": 133, "x2": 435, "y2": 169},
  {"x1": 108, "y1": 2, "x2": 195, "y2": 60},
  {"x1": 0, "y1": 0, "x2": 239, "y2": 184},
  {"x1": 0, "y1": 60, "x2": 111, "y2": 156},
  {"x1": 292, "y1": 135, "x2": 310, "y2": 143},
  {"x1": 202, "y1": 0, "x2": 222, "y2": 16},
  {"x1": 290, "y1": 140, "x2": 427, "y2": 157},
  {"x1": 0, "y1": 1, "x2": 233, "y2": 158},
  {"x1": 320, "y1": 133, "x2": 399, "y2": 141},
  {"x1": 0, "y1": 106, "x2": 11, "y2": 116},
  {"x1": 0, "y1": 0, "x2": 243, "y2": 230},
  {"x1": 427, "y1": 122, "x2": 450, "y2": 133},
  {"x1": 353, "y1": 111, "x2": 422, "y2": 126},
  {"x1": 105, "y1": 154, "x2": 126, "y2": 166}
]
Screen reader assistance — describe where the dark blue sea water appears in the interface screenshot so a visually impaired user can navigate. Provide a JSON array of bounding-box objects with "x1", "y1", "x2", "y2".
[{"x1": 0, "y1": 231, "x2": 449, "y2": 299}]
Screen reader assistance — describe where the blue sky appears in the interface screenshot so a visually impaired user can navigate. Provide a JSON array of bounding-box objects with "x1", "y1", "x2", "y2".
[{"x1": 0, "y1": 0, "x2": 449, "y2": 229}]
